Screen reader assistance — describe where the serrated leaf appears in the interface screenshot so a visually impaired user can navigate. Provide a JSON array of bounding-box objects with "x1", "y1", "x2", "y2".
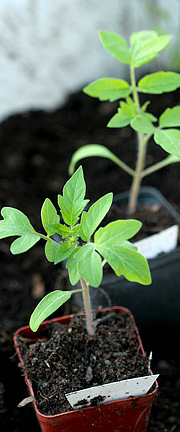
[
  {"x1": 41, "y1": 199, "x2": 60, "y2": 236},
  {"x1": 58, "y1": 166, "x2": 89, "y2": 226},
  {"x1": 94, "y1": 220, "x2": 142, "y2": 247},
  {"x1": 46, "y1": 223, "x2": 70, "y2": 237},
  {"x1": 138, "y1": 72, "x2": 180, "y2": 94},
  {"x1": 80, "y1": 193, "x2": 113, "y2": 242},
  {"x1": 107, "y1": 109, "x2": 132, "y2": 128},
  {"x1": 99, "y1": 30, "x2": 131, "y2": 64},
  {"x1": 131, "y1": 115, "x2": 155, "y2": 134},
  {"x1": 126, "y1": 96, "x2": 135, "y2": 109},
  {"x1": 95, "y1": 244, "x2": 151, "y2": 285},
  {"x1": 83, "y1": 78, "x2": 131, "y2": 102},
  {"x1": 120, "y1": 101, "x2": 135, "y2": 117},
  {"x1": 154, "y1": 129, "x2": 180, "y2": 158},
  {"x1": 63, "y1": 166, "x2": 86, "y2": 203},
  {"x1": 159, "y1": 106, "x2": 180, "y2": 127},
  {"x1": 0, "y1": 207, "x2": 40, "y2": 254},
  {"x1": 69, "y1": 144, "x2": 121, "y2": 175},
  {"x1": 131, "y1": 32, "x2": 171, "y2": 67},
  {"x1": 29, "y1": 290, "x2": 72, "y2": 332},
  {"x1": 58, "y1": 195, "x2": 89, "y2": 226},
  {"x1": 54, "y1": 242, "x2": 76, "y2": 265},
  {"x1": 71, "y1": 225, "x2": 80, "y2": 236}
]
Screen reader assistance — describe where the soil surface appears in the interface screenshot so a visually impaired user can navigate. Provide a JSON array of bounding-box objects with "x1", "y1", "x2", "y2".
[
  {"x1": 17, "y1": 309, "x2": 150, "y2": 416},
  {"x1": 0, "y1": 87, "x2": 180, "y2": 431}
]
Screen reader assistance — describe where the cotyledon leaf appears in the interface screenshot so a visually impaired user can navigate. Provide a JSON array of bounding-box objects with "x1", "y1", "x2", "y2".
[{"x1": 29, "y1": 291, "x2": 72, "y2": 332}]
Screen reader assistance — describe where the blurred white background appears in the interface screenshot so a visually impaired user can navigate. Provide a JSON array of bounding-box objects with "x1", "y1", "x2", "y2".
[{"x1": 0, "y1": 0, "x2": 179, "y2": 121}]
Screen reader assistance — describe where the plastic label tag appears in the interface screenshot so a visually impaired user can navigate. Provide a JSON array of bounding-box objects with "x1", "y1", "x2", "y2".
[
  {"x1": 134, "y1": 225, "x2": 178, "y2": 259},
  {"x1": 65, "y1": 374, "x2": 159, "y2": 409}
]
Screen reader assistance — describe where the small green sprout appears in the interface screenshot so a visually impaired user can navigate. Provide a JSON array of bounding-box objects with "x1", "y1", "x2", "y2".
[
  {"x1": 0, "y1": 166, "x2": 151, "y2": 335},
  {"x1": 69, "y1": 30, "x2": 180, "y2": 215}
]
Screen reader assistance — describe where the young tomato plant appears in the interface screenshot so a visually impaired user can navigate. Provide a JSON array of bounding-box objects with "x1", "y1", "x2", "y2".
[
  {"x1": 69, "y1": 30, "x2": 180, "y2": 215},
  {"x1": 0, "y1": 166, "x2": 151, "y2": 335}
]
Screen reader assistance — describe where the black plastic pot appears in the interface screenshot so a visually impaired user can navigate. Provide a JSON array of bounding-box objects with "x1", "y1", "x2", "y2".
[{"x1": 87, "y1": 187, "x2": 180, "y2": 345}]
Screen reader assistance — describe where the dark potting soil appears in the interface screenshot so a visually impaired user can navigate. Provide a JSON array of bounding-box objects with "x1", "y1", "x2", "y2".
[
  {"x1": 103, "y1": 202, "x2": 179, "y2": 241},
  {"x1": 17, "y1": 309, "x2": 150, "y2": 416},
  {"x1": 0, "y1": 87, "x2": 180, "y2": 430}
]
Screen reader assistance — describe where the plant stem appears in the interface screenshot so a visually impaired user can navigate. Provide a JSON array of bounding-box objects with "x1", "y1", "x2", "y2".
[
  {"x1": 127, "y1": 64, "x2": 147, "y2": 215},
  {"x1": 127, "y1": 131, "x2": 147, "y2": 215},
  {"x1": 108, "y1": 153, "x2": 135, "y2": 177},
  {"x1": 142, "y1": 154, "x2": 180, "y2": 178},
  {"x1": 130, "y1": 63, "x2": 140, "y2": 111},
  {"x1": 80, "y1": 277, "x2": 94, "y2": 336}
]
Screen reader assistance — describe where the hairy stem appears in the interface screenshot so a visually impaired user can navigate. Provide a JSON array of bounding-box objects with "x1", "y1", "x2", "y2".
[
  {"x1": 127, "y1": 131, "x2": 147, "y2": 215},
  {"x1": 127, "y1": 64, "x2": 147, "y2": 215},
  {"x1": 142, "y1": 155, "x2": 179, "y2": 178},
  {"x1": 108, "y1": 153, "x2": 135, "y2": 177},
  {"x1": 80, "y1": 277, "x2": 94, "y2": 336}
]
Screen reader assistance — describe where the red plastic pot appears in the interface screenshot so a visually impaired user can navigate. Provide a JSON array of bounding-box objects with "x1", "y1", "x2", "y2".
[{"x1": 14, "y1": 307, "x2": 158, "y2": 432}]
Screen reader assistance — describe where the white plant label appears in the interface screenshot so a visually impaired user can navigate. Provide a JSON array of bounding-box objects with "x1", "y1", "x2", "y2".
[
  {"x1": 134, "y1": 225, "x2": 179, "y2": 259},
  {"x1": 66, "y1": 374, "x2": 159, "y2": 409}
]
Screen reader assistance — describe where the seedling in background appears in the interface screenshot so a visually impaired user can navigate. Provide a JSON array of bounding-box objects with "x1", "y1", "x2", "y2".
[
  {"x1": 69, "y1": 30, "x2": 180, "y2": 215},
  {"x1": 0, "y1": 167, "x2": 151, "y2": 335}
]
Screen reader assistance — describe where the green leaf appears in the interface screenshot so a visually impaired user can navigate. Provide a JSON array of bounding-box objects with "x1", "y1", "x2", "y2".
[
  {"x1": 93, "y1": 217, "x2": 151, "y2": 285},
  {"x1": 120, "y1": 100, "x2": 134, "y2": 117},
  {"x1": 107, "y1": 108, "x2": 132, "y2": 128},
  {"x1": 131, "y1": 115, "x2": 155, "y2": 134},
  {"x1": 126, "y1": 96, "x2": 135, "y2": 109},
  {"x1": 83, "y1": 78, "x2": 131, "y2": 102},
  {"x1": 119, "y1": 240, "x2": 138, "y2": 251},
  {"x1": 41, "y1": 199, "x2": 60, "y2": 236},
  {"x1": 94, "y1": 220, "x2": 142, "y2": 247},
  {"x1": 77, "y1": 244, "x2": 102, "y2": 287},
  {"x1": 143, "y1": 112, "x2": 157, "y2": 122},
  {"x1": 159, "y1": 106, "x2": 180, "y2": 127},
  {"x1": 45, "y1": 235, "x2": 76, "y2": 264},
  {"x1": 0, "y1": 207, "x2": 40, "y2": 254},
  {"x1": 108, "y1": 97, "x2": 137, "y2": 128},
  {"x1": 71, "y1": 225, "x2": 80, "y2": 236},
  {"x1": 46, "y1": 223, "x2": 71, "y2": 237},
  {"x1": 95, "y1": 244, "x2": 151, "y2": 285},
  {"x1": 54, "y1": 242, "x2": 76, "y2": 265},
  {"x1": 141, "y1": 101, "x2": 150, "y2": 113},
  {"x1": 29, "y1": 290, "x2": 72, "y2": 332},
  {"x1": 69, "y1": 144, "x2": 120, "y2": 175},
  {"x1": 45, "y1": 239, "x2": 60, "y2": 262},
  {"x1": 80, "y1": 193, "x2": 113, "y2": 242},
  {"x1": 66, "y1": 247, "x2": 81, "y2": 285},
  {"x1": 164, "y1": 154, "x2": 180, "y2": 165},
  {"x1": 99, "y1": 30, "x2": 131, "y2": 64},
  {"x1": 154, "y1": 129, "x2": 180, "y2": 158},
  {"x1": 130, "y1": 31, "x2": 171, "y2": 67},
  {"x1": 58, "y1": 166, "x2": 89, "y2": 226},
  {"x1": 67, "y1": 244, "x2": 102, "y2": 287},
  {"x1": 138, "y1": 72, "x2": 180, "y2": 94},
  {"x1": 130, "y1": 30, "x2": 157, "y2": 52}
]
